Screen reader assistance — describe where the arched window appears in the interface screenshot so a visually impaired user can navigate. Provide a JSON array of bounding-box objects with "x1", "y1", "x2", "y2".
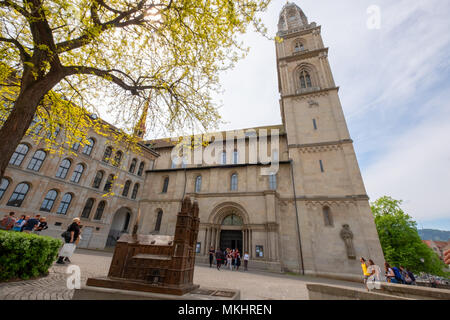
[
  {"x1": 0, "y1": 178, "x2": 10, "y2": 200},
  {"x1": 299, "y1": 70, "x2": 312, "y2": 89},
  {"x1": 56, "y1": 159, "x2": 71, "y2": 179},
  {"x1": 82, "y1": 138, "x2": 95, "y2": 156},
  {"x1": 113, "y1": 151, "x2": 123, "y2": 167},
  {"x1": 131, "y1": 183, "x2": 139, "y2": 199},
  {"x1": 221, "y1": 151, "x2": 227, "y2": 165},
  {"x1": 129, "y1": 159, "x2": 137, "y2": 173},
  {"x1": 46, "y1": 125, "x2": 60, "y2": 139},
  {"x1": 269, "y1": 174, "x2": 277, "y2": 190},
  {"x1": 57, "y1": 193, "x2": 72, "y2": 215},
  {"x1": 102, "y1": 146, "x2": 113, "y2": 163},
  {"x1": 155, "y1": 210, "x2": 163, "y2": 232},
  {"x1": 323, "y1": 206, "x2": 333, "y2": 226},
  {"x1": 195, "y1": 176, "x2": 202, "y2": 193},
  {"x1": 92, "y1": 171, "x2": 104, "y2": 189},
  {"x1": 233, "y1": 151, "x2": 239, "y2": 164},
  {"x1": 104, "y1": 174, "x2": 114, "y2": 192},
  {"x1": 9, "y1": 143, "x2": 29, "y2": 166},
  {"x1": 81, "y1": 198, "x2": 95, "y2": 219},
  {"x1": 137, "y1": 162, "x2": 145, "y2": 176},
  {"x1": 230, "y1": 173, "x2": 238, "y2": 191},
  {"x1": 27, "y1": 150, "x2": 46, "y2": 171},
  {"x1": 7, "y1": 182, "x2": 30, "y2": 207},
  {"x1": 122, "y1": 180, "x2": 131, "y2": 197},
  {"x1": 272, "y1": 150, "x2": 279, "y2": 162},
  {"x1": 71, "y1": 138, "x2": 81, "y2": 151},
  {"x1": 294, "y1": 42, "x2": 304, "y2": 52},
  {"x1": 162, "y1": 177, "x2": 169, "y2": 193},
  {"x1": 70, "y1": 163, "x2": 85, "y2": 183},
  {"x1": 222, "y1": 214, "x2": 243, "y2": 226},
  {"x1": 40, "y1": 189, "x2": 58, "y2": 212},
  {"x1": 94, "y1": 201, "x2": 106, "y2": 220}
]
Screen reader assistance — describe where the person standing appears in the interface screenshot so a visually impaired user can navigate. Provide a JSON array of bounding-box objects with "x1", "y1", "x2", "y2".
[
  {"x1": 360, "y1": 257, "x2": 371, "y2": 289},
  {"x1": 235, "y1": 250, "x2": 241, "y2": 271},
  {"x1": 366, "y1": 259, "x2": 382, "y2": 290},
  {"x1": 227, "y1": 250, "x2": 233, "y2": 270},
  {"x1": 56, "y1": 218, "x2": 81, "y2": 264},
  {"x1": 215, "y1": 249, "x2": 223, "y2": 270},
  {"x1": 34, "y1": 217, "x2": 48, "y2": 234},
  {"x1": 243, "y1": 252, "x2": 249, "y2": 271},
  {"x1": 208, "y1": 247, "x2": 215, "y2": 268},
  {"x1": 22, "y1": 214, "x2": 40, "y2": 233},
  {"x1": 12, "y1": 215, "x2": 26, "y2": 232},
  {"x1": 384, "y1": 262, "x2": 397, "y2": 283},
  {"x1": 0, "y1": 212, "x2": 16, "y2": 230}
]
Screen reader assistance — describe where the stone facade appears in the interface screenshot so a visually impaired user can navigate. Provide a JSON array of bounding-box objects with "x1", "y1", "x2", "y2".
[{"x1": 0, "y1": 121, "x2": 158, "y2": 249}]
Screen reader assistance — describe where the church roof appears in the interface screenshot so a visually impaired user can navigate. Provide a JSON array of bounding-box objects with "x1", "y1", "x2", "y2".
[{"x1": 278, "y1": 2, "x2": 309, "y2": 33}]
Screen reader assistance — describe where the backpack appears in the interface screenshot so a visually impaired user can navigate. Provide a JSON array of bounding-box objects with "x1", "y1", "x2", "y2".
[{"x1": 392, "y1": 267, "x2": 403, "y2": 282}]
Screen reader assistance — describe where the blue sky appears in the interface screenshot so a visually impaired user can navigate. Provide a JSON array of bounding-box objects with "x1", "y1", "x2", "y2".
[{"x1": 212, "y1": 0, "x2": 450, "y2": 231}]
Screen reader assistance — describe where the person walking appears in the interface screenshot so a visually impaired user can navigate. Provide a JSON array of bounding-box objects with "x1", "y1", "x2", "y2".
[
  {"x1": 12, "y1": 215, "x2": 26, "y2": 232},
  {"x1": 235, "y1": 250, "x2": 241, "y2": 271},
  {"x1": 360, "y1": 257, "x2": 371, "y2": 289},
  {"x1": 56, "y1": 218, "x2": 81, "y2": 264},
  {"x1": 243, "y1": 252, "x2": 249, "y2": 271},
  {"x1": 215, "y1": 249, "x2": 223, "y2": 270},
  {"x1": 208, "y1": 247, "x2": 215, "y2": 268},
  {"x1": 22, "y1": 214, "x2": 40, "y2": 233},
  {"x1": 366, "y1": 259, "x2": 382, "y2": 290},
  {"x1": 0, "y1": 212, "x2": 16, "y2": 230}
]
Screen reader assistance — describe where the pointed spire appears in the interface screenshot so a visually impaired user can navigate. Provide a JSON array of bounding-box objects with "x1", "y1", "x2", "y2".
[{"x1": 134, "y1": 94, "x2": 150, "y2": 139}]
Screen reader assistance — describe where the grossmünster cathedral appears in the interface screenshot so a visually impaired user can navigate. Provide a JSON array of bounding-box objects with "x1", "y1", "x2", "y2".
[{"x1": 0, "y1": 2, "x2": 383, "y2": 281}]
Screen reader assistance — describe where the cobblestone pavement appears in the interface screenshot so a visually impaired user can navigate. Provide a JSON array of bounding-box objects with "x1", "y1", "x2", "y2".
[{"x1": 0, "y1": 249, "x2": 362, "y2": 300}]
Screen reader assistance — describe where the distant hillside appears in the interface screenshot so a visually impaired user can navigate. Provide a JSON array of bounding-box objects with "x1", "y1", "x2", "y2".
[{"x1": 418, "y1": 229, "x2": 450, "y2": 242}]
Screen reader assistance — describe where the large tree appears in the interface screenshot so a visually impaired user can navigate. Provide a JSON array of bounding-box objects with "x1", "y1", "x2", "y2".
[
  {"x1": 0, "y1": 0, "x2": 271, "y2": 179},
  {"x1": 371, "y1": 196, "x2": 447, "y2": 276}
]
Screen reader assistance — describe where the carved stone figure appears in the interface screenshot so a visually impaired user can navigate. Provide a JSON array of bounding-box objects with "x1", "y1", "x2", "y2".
[{"x1": 340, "y1": 224, "x2": 356, "y2": 259}]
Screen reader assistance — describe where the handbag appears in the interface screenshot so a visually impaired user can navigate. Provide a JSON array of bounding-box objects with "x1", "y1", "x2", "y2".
[
  {"x1": 61, "y1": 231, "x2": 71, "y2": 241},
  {"x1": 59, "y1": 243, "x2": 76, "y2": 258}
]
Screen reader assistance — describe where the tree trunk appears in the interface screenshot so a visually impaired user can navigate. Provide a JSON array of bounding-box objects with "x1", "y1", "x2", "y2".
[{"x1": 0, "y1": 74, "x2": 62, "y2": 180}]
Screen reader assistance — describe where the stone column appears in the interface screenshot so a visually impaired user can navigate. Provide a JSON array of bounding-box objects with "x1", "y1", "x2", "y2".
[
  {"x1": 203, "y1": 228, "x2": 208, "y2": 255},
  {"x1": 242, "y1": 229, "x2": 245, "y2": 254},
  {"x1": 249, "y1": 229, "x2": 253, "y2": 258}
]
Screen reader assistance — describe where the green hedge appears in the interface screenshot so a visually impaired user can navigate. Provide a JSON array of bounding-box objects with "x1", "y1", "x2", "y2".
[{"x1": 0, "y1": 230, "x2": 62, "y2": 281}]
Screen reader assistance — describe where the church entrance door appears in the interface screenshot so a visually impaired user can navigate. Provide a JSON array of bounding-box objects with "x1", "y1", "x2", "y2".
[{"x1": 220, "y1": 230, "x2": 242, "y2": 253}]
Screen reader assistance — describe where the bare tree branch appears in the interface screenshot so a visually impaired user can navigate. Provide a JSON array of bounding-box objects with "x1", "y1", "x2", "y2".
[{"x1": 0, "y1": 37, "x2": 31, "y2": 61}]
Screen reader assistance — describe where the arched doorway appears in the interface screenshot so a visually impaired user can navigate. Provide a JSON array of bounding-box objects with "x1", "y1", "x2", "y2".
[
  {"x1": 106, "y1": 207, "x2": 132, "y2": 247},
  {"x1": 220, "y1": 214, "x2": 243, "y2": 253}
]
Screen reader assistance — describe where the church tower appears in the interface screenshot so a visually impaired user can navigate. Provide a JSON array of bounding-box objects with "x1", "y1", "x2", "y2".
[{"x1": 276, "y1": 2, "x2": 384, "y2": 277}]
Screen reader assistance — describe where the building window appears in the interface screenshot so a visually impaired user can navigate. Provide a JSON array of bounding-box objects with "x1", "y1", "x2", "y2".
[
  {"x1": 56, "y1": 159, "x2": 71, "y2": 179},
  {"x1": 294, "y1": 42, "x2": 304, "y2": 52},
  {"x1": 123, "y1": 212, "x2": 131, "y2": 231},
  {"x1": 104, "y1": 174, "x2": 114, "y2": 192},
  {"x1": 102, "y1": 146, "x2": 113, "y2": 163},
  {"x1": 171, "y1": 157, "x2": 177, "y2": 169},
  {"x1": 92, "y1": 170, "x2": 104, "y2": 189},
  {"x1": 27, "y1": 150, "x2": 46, "y2": 171},
  {"x1": 155, "y1": 210, "x2": 163, "y2": 232},
  {"x1": 137, "y1": 162, "x2": 145, "y2": 176},
  {"x1": 81, "y1": 198, "x2": 95, "y2": 219},
  {"x1": 269, "y1": 174, "x2": 277, "y2": 190},
  {"x1": 46, "y1": 125, "x2": 60, "y2": 139},
  {"x1": 40, "y1": 189, "x2": 58, "y2": 212},
  {"x1": 313, "y1": 118, "x2": 317, "y2": 130},
  {"x1": 299, "y1": 70, "x2": 312, "y2": 89},
  {"x1": 230, "y1": 173, "x2": 238, "y2": 191},
  {"x1": 122, "y1": 180, "x2": 131, "y2": 197},
  {"x1": 9, "y1": 143, "x2": 29, "y2": 166},
  {"x1": 57, "y1": 193, "x2": 72, "y2": 215},
  {"x1": 233, "y1": 151, "x2": 239, "y2": 164},
  {"x1": 7, "y1": 182, "x2": 30, "y2": 207},
  {"x1": 221, "y1": 151, "x2": 227, "y2": 165},
  {"x1": 0, "y1": 178, "x2": 10, "y2": 200},
  {"x1": 272, "y1": 150, "x2": 279, "y2": 162},
  {"x1": 71, "y1": 139, "x2": 81, "y2": 151},
  {"x1": 94, "y1": 201, "x2": 106, "y2": 220},
  {"x1": 129, "y1": 159, "x2": 137, "y2": 173},
  {"x1": 319, "y1": 160, "x2": 324, "y2": 172},
  {"x1": 131, "y1": 183, "x2": 139, "y2": 199},
  {"x1": 113, "y1": 151, "x2": 123, "y2": 167},
  {"x1": 222, "y1": 214, "x2": 243, "y2": 226},
  {"x1": 162, "y1": 177, "x2": 169, "y2": 193},
  {"x1": 82, "y1": 138, "x2": 95, "y2": 156},
  {"x1": 195, "y1": 176, "x2": 202, "y2": 193},
  {"x1": 70, "y1": 163, "x2": 84, "y2": 183},
  {"x1": 323, "y1": 206, "x2": 333, "y2": 226}
]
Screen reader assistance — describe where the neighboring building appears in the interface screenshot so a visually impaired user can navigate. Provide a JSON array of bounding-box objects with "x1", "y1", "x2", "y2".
[
  {"x1": 0, "y1": 115, "x2": 158, "y2": 249},
  {"x1": 423, "y1": 240, "x2": 450, "y2": 261},
  {"x1": 138, "y1": 2, "x2": 384, "y2": 281}
]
